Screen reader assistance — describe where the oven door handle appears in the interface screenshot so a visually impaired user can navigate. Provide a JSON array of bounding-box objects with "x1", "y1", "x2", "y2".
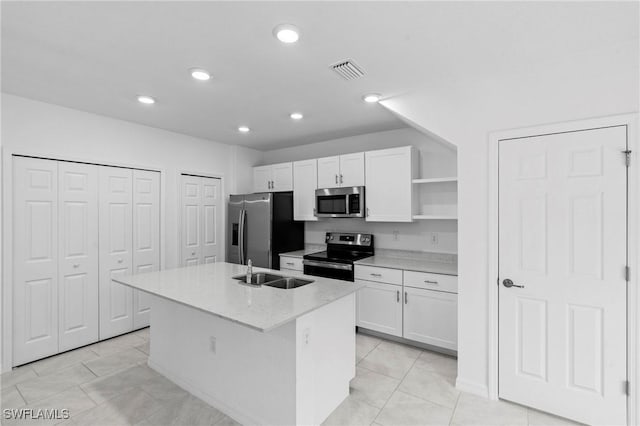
[{"x1": 303, "y1": 260, "x2": 353, "y2": 271}]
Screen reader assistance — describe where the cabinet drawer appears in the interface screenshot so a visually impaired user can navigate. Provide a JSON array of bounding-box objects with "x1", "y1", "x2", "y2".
[
  {"x1": 279, "y1": 256, "x2": 303, "y2": 272},
  {"x1": 403, "y1": 270, "x2": 457, "y2": 293},
  {"x1": 355, "y1": 265, "x2": 402, "y2": 285}
]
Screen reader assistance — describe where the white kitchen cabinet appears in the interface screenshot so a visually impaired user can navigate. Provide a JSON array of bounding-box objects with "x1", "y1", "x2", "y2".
[
  {"x1": 58, "y1": 161, "x2": 99, "y2": 352},
  {"x1": 253, "y1": 165, "x2": 272, "y2": 193},
  {"x1": 253, "y1": 163, "x2": 293, "y2": 192},
  {"x1": 317, "y1": 153, "x2": 364, "y2": 189},
  {"x1": 403, "y1": 286, "x2": 457, "y2": 351},
  {"x1": 279, "y1": 255, "x2": 303, "y2": 272},
  {"x1": 356, "y1": 280, "x2": 403, "y2": 337},
  {"x1": 365, "y1": 146, "x2": 417, "y2": 222},
  {"x1": 339, "y1": 152, "x2": 365, "y2": 187},
  {"x1": 293, "y1": 159, "x2": 318, "y2": 221},
  {"x1": 99, "y1": 166, "x2": 134, "y2": 340},
  {"x1": 13, "y1": 157, "x2": 60, "y2": 365}
]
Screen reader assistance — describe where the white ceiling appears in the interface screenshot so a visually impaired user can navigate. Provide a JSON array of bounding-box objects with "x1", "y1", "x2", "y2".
[{"x1": 2, "y1": 1, "x2": 637, "y2": 150}]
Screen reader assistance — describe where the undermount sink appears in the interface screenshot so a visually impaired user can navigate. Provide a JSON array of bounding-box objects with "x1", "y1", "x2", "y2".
[
  {"x1": 232, "y1": 273, "x2": 314, "y2": 289},
  {"x1": 264, "y1": 277, "x2": 314, "y2": 289}
]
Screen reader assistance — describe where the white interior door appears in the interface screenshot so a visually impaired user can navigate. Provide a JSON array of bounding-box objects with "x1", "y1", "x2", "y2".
[
  {"x1": 201, "y1": 177, "x2": 221, "y2": 264},
  {"x1": 13, "y1": 157, "x2": 59, "y2": 365},
  {"x1": 498, "y1": 126, "x2": 628, "y2": 425},
  {"x1": 132, "y1": 170, "x2": 160, "y2": 329},
  {"x1": 58, "y1": 161, "x2": 99, "y2": 351},
  {"x1": 181, "y1": 175, "x2": 201, "y2": 266},
  {"x1": 99, "y1": 166, "x2": 134, "y2": 339}
]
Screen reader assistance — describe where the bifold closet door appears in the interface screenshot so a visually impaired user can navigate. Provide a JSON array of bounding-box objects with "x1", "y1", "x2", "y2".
[
  {"x1": 13, "y1": 157, "x2": 59, "y2": 365},
  {"x1": 58, "y1": 162, "x2": 99, "y2": 351},
  {"x1": 132, "y1": 170, "x2": 160, "y2": 329},
  {"x1": 99, "y1": 166, "x2": 134, "y2": 339},
  {"x1": 181, "y1": 175, "x2": 221, "y2": 266}
]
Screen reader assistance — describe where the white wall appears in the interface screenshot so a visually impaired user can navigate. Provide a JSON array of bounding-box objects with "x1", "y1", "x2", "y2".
[
  {"x1": 382, "y1": 38, "x2": 639, "y2": 396},
  {"x1": 0, "y1": 94, "x2": 263, "y2": 370},
  {"x1": 264, "y1": 128, "x2": 458, "y2": 253}
]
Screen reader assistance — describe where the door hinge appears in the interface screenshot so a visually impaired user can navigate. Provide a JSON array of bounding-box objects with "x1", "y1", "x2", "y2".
[
  {"x1": 626, "y1": 266, "x2": 631, "y2": 282},
  {"x1": 623, "y1": 150, "x2": 632, "y2": 167},
  {"x1": 625, "y1": 380, "x2": 630, "y2": 396}
]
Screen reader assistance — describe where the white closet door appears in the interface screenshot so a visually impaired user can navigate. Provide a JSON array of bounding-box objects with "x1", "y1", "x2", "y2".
[
  {"x1": 99, "y1": 166, "x2": 134, "y2": 339},
  {"x1": 13, "y1": 157, "x2": 59, "y2": 365},
  {"x1": 181, "y1": 175, "x2": 201, "y2": 266},
  {"x1": 58, "y1": 162, "x2": 99, "y2": 351},
  {"x1": 132, "y1": 170, "x2": 160, "y2": 329},
  {"x1": 201, "y1": 177, "x2": 221, "y2": 264}
]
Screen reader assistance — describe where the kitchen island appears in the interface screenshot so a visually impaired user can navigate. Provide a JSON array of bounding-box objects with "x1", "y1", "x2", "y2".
[{"x1": 114, "y1": 262, "x2": 361, "y2": 425}]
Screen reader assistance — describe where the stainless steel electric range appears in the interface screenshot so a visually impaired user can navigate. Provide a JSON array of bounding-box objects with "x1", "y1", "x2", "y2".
[{"x1": 302, "y1": 232, "x2": 374, "y2": 281}]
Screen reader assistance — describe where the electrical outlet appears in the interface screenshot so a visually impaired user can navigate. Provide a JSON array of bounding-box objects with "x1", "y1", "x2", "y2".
[
  {"x1": 209, "y1": 336, "x2": 216, "y2": 354},
  {"x1": 393, "y1": 230, "x2": 399, "y2": 241},
  {"x1": 430, "y1": 232, "x2": 439, "y2": 245}
]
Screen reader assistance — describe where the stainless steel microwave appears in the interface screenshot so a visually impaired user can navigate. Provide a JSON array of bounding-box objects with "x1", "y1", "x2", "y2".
[{"x1": 315, "y1": 187, "x2": 365, "y2": 218}]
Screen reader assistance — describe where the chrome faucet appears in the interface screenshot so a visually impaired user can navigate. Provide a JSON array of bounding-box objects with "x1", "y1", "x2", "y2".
[{"x1": 246, "y1": 259, "x2": 252, "y2": 284}]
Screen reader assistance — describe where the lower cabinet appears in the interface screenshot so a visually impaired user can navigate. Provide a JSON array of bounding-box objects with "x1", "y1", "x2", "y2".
[
  {"x1": 279, "y1": 255, "x2": 303, "y2": 272},
  {"x1": 355, "y1": 280, "x2": 402, "y2": 337},
  {"x1": 403, "y1": 286, "x2": 457, "y2": 350},
  {"x1": 355, "y1": 265, "x2": 458, "y2": 351}
]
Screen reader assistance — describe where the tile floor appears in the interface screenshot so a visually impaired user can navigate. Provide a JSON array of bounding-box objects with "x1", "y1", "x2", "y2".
[{"x1": 0, "y1": 330, "x2": 582, "y2": 426}]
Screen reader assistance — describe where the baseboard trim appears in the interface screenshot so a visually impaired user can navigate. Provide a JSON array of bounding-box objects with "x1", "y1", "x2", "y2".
[
  {"x1": 456, "y1": 377, "x2": 491, "y2": 399},
  {"x1": 147, "y1": 359, "x2": 258, "y2": 426}
]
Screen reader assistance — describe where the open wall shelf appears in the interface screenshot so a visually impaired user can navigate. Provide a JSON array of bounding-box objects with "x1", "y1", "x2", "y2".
[{"x1": 412, "y1": 177, "x2": 458, "y2": 184}]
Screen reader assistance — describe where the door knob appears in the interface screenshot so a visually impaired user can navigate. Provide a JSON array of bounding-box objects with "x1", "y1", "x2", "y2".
[{"x1": 503, "y1": 279, "x2": 524, "y2": 289}]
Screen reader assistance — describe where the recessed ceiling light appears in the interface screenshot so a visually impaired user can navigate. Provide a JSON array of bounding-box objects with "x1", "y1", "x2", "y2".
[
  {"x1": 137, "y1": 95, "x2": 156, "y2": 105},
  {"x1": 362, "y1": 93, "x2": 381, "y2": 103},
  {"x1": 273, "y1": 24, "x2": 300, "y2": 43},
  {"x1": 290, "y1": 112, "x2": 303, "y2": 120},
  {"x1": 190, "y1": 68, "x2": 211, "y2": 81},
  {"x1": 238, "y1": 126, "x2": 250, "y2": 133}
]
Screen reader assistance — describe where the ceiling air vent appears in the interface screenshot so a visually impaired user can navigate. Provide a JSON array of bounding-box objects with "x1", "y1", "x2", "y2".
[{"x1": 330, "y1": 59, "x2": 365, "y2": 80}]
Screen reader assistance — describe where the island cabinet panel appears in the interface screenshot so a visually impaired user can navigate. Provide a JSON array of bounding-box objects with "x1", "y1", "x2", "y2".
[
  {"x1": 132, "y1": 170, "x2": 160, "y2": 329},
  {"x1": 58, "y1": 161, "x2": 99, "y2": 352},
  {"x1": 293, "y1": 159, "x2": 318, "y2": 221},
  {"x1": 99, "y1": 166, "x2": 134, "y2": 339},
  {"x1": 180, "y1": 174, "x2": 222, "y2": 266},
  {"x1": 12, "y1": 157, "x2": 60, "y2": 365}
]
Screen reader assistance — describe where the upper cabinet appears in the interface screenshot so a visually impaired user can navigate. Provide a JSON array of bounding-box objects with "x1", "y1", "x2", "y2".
[
  {"x1": 317, "y1": 152, "x2": 364, "y2": 188},
  {"x1": 292, "y1": 159, "x2": 318, "y2": 221},
  {"x1": 253, "y1": 162, "x2": 293, "y2": 193},
  {"x1": 365, "y1": 146, "x2": 417, "y2": 222}
]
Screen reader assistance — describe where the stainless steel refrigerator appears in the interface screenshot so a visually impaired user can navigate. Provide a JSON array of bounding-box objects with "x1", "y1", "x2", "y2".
[{"x1": 227, "y1": 192, "x2": 304, "y2": 269}]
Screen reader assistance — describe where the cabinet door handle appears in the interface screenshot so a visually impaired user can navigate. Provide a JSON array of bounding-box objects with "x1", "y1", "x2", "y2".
[
  {"x1": 117, "y1": 258, "x2": 123, "y2": 264},
  {"x1": 370, "y1": 273, "x2": 382, "y2": 277},
  {"x1": 286, "y1": 262, "x2": 294, "y2": 266},
  {"x1": 340, "y1": 174, "x2": 343, "y2": 184},
  {"x1": 424, "y1": 280, "x2": 438, "y2": 285},
  {"x1": 396, "y1": 290, "x2": 400, "y2": 302},
  {"x1": 191, "y1": 252, "x2": 196, "y2": 256},
  {"x1": 73, "y1": 264, "x2": 80, "y2": 268},
  {"x1": 404, "y1": 291, "x2": 408, "y2": 304},
  {"x1": 367, "y1": 208, "x2": 370, "y2": 217},
  {"x1": 335, "y1": 174, "x2": 338, "y2": 184}
]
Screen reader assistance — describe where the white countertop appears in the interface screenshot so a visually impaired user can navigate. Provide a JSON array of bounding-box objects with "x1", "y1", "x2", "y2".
[
  {"x1": 114, "y1": 262, "x2": 362, "y2": 332},
  {"x1": 279, "y1": 245, "x2": 325, "y2": 258},
  {"x1": 355, "y1": 250, "x2": 458, "y2": 276}
]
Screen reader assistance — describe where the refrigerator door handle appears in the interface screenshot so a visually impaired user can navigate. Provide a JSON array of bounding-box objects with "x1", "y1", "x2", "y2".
[{"x1": 238, "y1": 209, "x2": 246, "y2": 265}]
